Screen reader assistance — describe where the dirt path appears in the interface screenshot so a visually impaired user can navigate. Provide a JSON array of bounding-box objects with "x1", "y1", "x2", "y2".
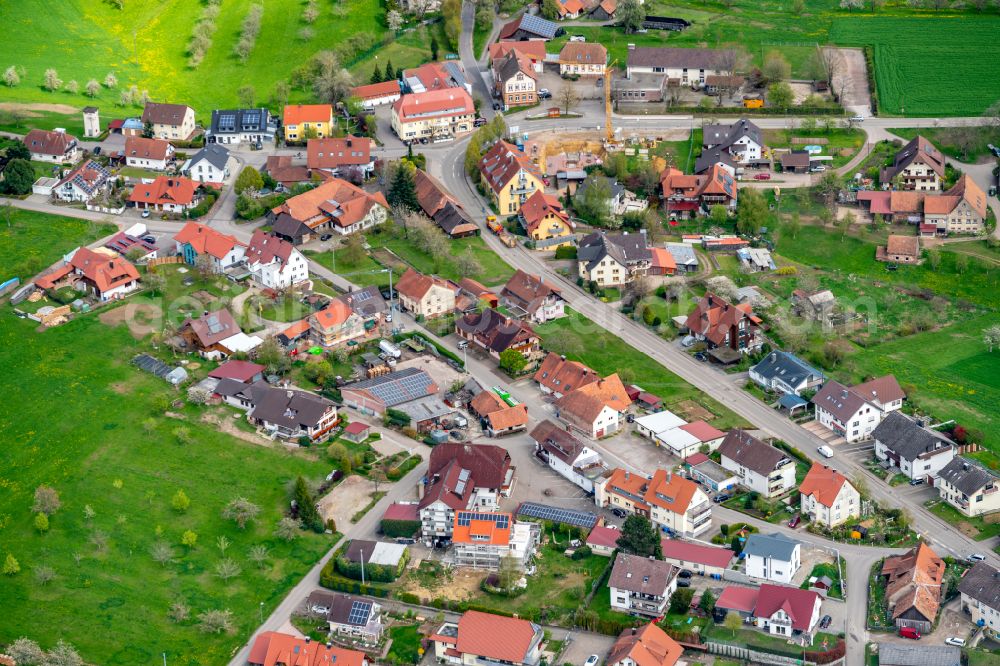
[
  {"x1": 317, "y1": 474, "x2": 378, "y2": 527},
  {"x1": 0, "y1": 102, "x2": 79, "y2": 115},
  {"x1": 822, "y1": 47, "x2": 872, "y2": 118},
  {"x1": 98, "y1": 302, "x2": 162, "y2": 338}
]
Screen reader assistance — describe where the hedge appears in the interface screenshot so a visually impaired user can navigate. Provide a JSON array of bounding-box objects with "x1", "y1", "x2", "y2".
[
  {"x1": 773, "y1": 439, "x2": 810, "y2": 464},
  {"x1": 381, "y1": 518, "x2": 420, "y2": 538},
  {"x1": 393, "y1": 331, "x2": 464, "y2": 368},
  {"x1": 319, "y1": 562, "x2": 392, "y2": 597},
  {"x1": 333, "y1": 548, "x2": 409, "y2": 583}
]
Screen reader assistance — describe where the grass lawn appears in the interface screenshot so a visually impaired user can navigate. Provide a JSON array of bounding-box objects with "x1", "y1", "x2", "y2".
[
  {"x1": 652, "y1": 128, "x2": 702, "y2": 174},
  {"x1": 0, "y1": 0, "x2": 391, "y2": 121},
  {"x1": 800, "y1": 562, "x2": 843, "y2": 600},
  {"x1": 0, "y1": 312, "x2": 332, "y2": 664},
  {"x1": 366, "y1": 228, "x2": 514, "y2": 287},
  {"x1": 0, "y1": 208, "x2": 116, "y2": 280},
  {"x1": 119, "y1": 166, "x2": 164, "y2": 180},
  {"x1": 889, "y1": 126, "x2": 1000, "y2": 163},
  {"x1": 304, "y1": 248, "x2": 384, "y2": 286},
  {"x1": 386, "y1": 624, "x2": 423, "y2": 664},
  {"x1": 925, "y1": 498, "x2": 1000, "y2": 542},
  {"x1": 535, "y1": 308, "x2": 749, "y2": 430},
  {"x1": 347, "y1": 23, "x2": 449, "y2": 85},
  {"x1": 762, "y1": 128, "x2": 866, "y2": 169},
  {"x1": 966, "y1": 650, "x2": 1000, "y2": 666}
]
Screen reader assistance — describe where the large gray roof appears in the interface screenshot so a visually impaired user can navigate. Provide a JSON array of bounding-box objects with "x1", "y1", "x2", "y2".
[
  {"x1": 250, "y1": 387, "x2": 335, "y2": 430},
  {"x1": 703, "y1": 118, "x2": 763, "y2": 151},
  {"x1": 750, "y1": 351, "x2": 825, "y2": 391},
  {"x1": 190, "y1": 144, "x2": 230, "y2": 171},
  {"x1": 717, "y1": 430, "x2": 790, "y2": 476},
  {"x1": 957, "y1": 561, "x2": 1000, "y2": 610},
  {"x1": 937, "y1": 457, "x2": 998, "y2": 496},
  {"x1": 743, "y1": 532, "x2": 799, "y2": 562},
  {"x1": 578, "y1": 231, "x2": 651, "y2": 272},
  {"x1": 878, "y1": 643, "x2": 960, "y2": 666},
  {"x1": 872, "y1": 411, "x2": 953, "y2": 463},
  {"x1": 627, "y1": 47, "x2": 725, "y2": 70}
]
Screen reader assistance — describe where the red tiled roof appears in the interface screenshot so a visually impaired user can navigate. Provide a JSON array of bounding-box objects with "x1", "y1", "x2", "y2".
[
  {"x1": 24, "y1": 128, "x2": 77, "y2": 156},
  {"x1": 489, "y1": 41, "x2": 548, "y2": 63},
  {"x1": 678, "y1": 420, "x2": 724, "y2": 443},
  {"x1": 754, "y1": 584, "x2": 821, "y2": 632},
  {"x1": 392, "y1": 88, "x2": 474, "y2": 124},
  {"x1": 586, "y1": 525, "x2": 620, "y2": 549},
  {"x1": 383, "y1": 502, "x2": 418, "y2": 522},
  {"x1": 479, "y1": 140, "x2": 542, "y2": 196},
  {"x1": 519, "y1": 190, "x2": 570, "y2": 234},
  {"x1": 684, "y1": 452, "x2": 710, "y2": 466},
  {"x1": 141, "y1": 102, "x2": 192, "y2": 126},
  {"x1": 717, "y1": 586, "x2": 758, "y2": 613},
  {"x1": 420, "y1": 442, "x2": 512, "y2": 510},
  {"x1": 607, "y1": 623, "x2": 683, "y2": 666},
  {"x1": 455, "y1": 611, "x2": 539, "y2": 664},
  {"x1": 452, "y1": 512, "x2": 513, "y2": 546},
  {"x1": 684, "y1": 291, "x2": 760, "y2": 347},
  {"x1": 650, "y1": 247, "x2": 676, "y2": 272},
  {"x1": 283, "y1": 104, "x2": 333, "y2": 126},
  {"x1": 173, "y1": 222, "x2": 243, "y2": 259},
  {"x1": 660, "y1": 540, "x2": 734, "y2": 569},
  {"x1": 130, "y1": 176, "x2": 198, "y2": 207},
  {"x1": 246, "y1": 229, "x2": 296, "y2": 266},
  {"x1": 280, "y1": 319, "x2": 311, "y2": 341},
  {"x1": 852, "y1": 375, "x2": 905, "y2": 406},
  {"x1": 208, "y1": 360, "x2": 265, "y2": 382},
  {"x1": 533, "y1": 352, "x2": 600, "y2": 395},
  {"x1": 350, "y1": 80, "x2": 400, "y2": 100},
  {"x1": 125, "y1": 136, "x2": 172, "y2": 161},
  {"x1": 249, "y1": 631, "x2": 367, "y2": 666},
  {"x1": 554, "y1": 373, "x2": 631, "y2": 424},
  {"x1": 799, "y1": 463, "x2": 850, "y2": 508},
  {"x1": 271, "y1": 178, "x2": 388, "y2": 229},
  {"x1": 68, "y1": 247, "x2": 140, "y2": 294},
  {"x1": 307, "y1": 136, "x2": 373, "y2": 170}
]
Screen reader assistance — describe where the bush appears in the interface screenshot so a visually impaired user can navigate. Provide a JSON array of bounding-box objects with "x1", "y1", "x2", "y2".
[
  {"x1": 395, "y1": 591, "x2": 421, "y2": 605},
  {"x1": 554, "y1": 245, "x2": 577, "y2": 260},
  {"x1": 320, "y1": 561, "x2": 392, "y2": 596},
  {"x1": 570, "y1": 545, "x2": 592, "y2": 560},
  {"x1": 381, "y1": 518, "x2": 420, "y2": 538},
  {"x1": 187, "y1": 188, "x2": 220, "y2": 219}
]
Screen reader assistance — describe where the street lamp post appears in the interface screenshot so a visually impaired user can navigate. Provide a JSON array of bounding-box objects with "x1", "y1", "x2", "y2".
[{"x1": 259, "y1": 601, "x2": 264, "y2": 623}]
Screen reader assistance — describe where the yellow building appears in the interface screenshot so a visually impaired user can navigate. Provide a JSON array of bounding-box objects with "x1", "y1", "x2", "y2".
[
  {"x1": 479, "y1": 140, "x2": 544, "y2": 216},
  {"x1": 518, "y1": 190, "x2": 575, "y2": 250},
  {"x1": 283, "y1": 104, "x2": 334, "y2": 142}
]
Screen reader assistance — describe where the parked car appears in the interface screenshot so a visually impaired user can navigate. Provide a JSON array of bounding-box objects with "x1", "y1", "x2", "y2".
[
  {"x1": 141, "y1": 209, "x2": 151, "y2": 218},
  {"x1": 851, "y1": 114, "x2": 865, "y2": 122},
  {"x1": 584, "y1": 656, "x2": 599, "y2": 666},
  {"x1": 694, "y1": 351, "x2": 708, "y2": 362},
  {"x1": 93, "y1": 146, "x2": 102, "y2": 155},
  {"x1": 899, "y1": 627, "x2": 921, "y2": 640},
  {"x1": 819, "y1": 615, "x2": 832, "y2": 629},
  {"x1": 538, "y1": 88, "x2": 551, "y2": 99},
  {"x1": 492, "y1": 101, "x2": 502, "y2": 111},
  {"x1": 909, "y1": 477, "x2": 925, "y2": 486},
  {"x1": 713, "y1": 493, "x2": 730, "y2": 503},
  {"x1": 810, "y1": 165, "x2": 827, "y2": 172},
  {"x1": 678, "y1": 569, "x2": 693, "y2": 579},
  {"x1": 944, "y1": 637, "x2": 966, "y2": 647},
  {"x1": 611, "y1": 507, "x2": 628, "y2": 518},
  {"x1": 817, "y1": 445, "x2": 834, "y2": 459},
  {"x1": 968, "y1": 553, "x2": 987, "y2": 562},
  {"x1": 787, "y1": 514, "x2": 801, "y2": 529},
  {"x1": 676, "y1": 577, "x2": 691, "y2": 588},
  {"x1": 474, "y1": 117, "x2": 487, "y2": 127},
  {"x1": 320, "y1": 233, "x2": 333, "y2": 241},
  {"x1": 395, "y1": 537, "x2": 416, "y2": 545},
  {"x1": 753, "y1": 172, "x2": 771, "y2": 181}
]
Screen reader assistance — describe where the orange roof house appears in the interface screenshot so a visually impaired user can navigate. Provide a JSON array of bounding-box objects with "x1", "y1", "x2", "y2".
[
  {"x1": 282, "y1": 104, "x2": 334, "y2": 142},
  {"x1": 349, "y1": 80, "x2": 401, "y2": 107},
  {"x1": 306, "y1": 136, "x2": 374, "y2": 175},
  {"x1": 554, "y1": 373, "x2": 631, "y2": 438},
  {"x1": 881, "y1": 542, "x2": 945, "y2": 630},
  {"x1": 452, "y1": 512, "x2": 513, "y2": 546},
  {"x1": 129, "y1": 176, "x2": 198, "y2": 211},
  {"x1": 488, "y1": 41, "x2": 548, "y2": 68},
  {"x1": 798, "y1": 463, "x2": 859, "y2": 527},
  {"x1": 309, "y1": 299, "x2": 366, "y2": 348},
  {"x1": 430, "y1": 610, "x2": 543, "y2": 666},
  {"x1": 271, "y1": 178, "x2": 389, "y2": 234},
  {"x1": 607, "y1": 623, "x2": 683, "y2": 666},
  {"x1": 649, "y1": 247, "x2": 676, "y2": 275},
  {"x1": 469, "y1": 389, "x2": 529, "y2": 437},
  {"x1": 798, "y1": 463, "x2": 852, "y2": 508},
  {"x1": 39, "y1": 247, "x2": 141, "y2": 301},
  {"x1": 518, "y1": 190, "x2": 574, "y2": 246},
  {"x1": 249, "y1": 631, "x2": 369, "y2": 666},
  {"x1": 533, "y1": 352, "x2": 600, "y2": 398},
  {"x1": 684, "y1": 291, "x2": 762, "y2": 353},
  {"x1": 173, "y1": 222, "x2": 245, "y2": 261}
]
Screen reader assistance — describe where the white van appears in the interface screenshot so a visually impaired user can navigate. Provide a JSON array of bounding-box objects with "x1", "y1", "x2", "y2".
[{"x1": 817, "y1": 445, "x2": 834, "y2": 459}]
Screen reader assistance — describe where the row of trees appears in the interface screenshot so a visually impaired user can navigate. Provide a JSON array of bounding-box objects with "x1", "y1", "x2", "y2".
[
  {"x1": 188, "y1": 3, "x2": 221, "y2": 68},
  {"x1": 234, "y1": 4, "x2": 264, "y2": 62},
  {"x1": 4, "y1": 638, "x2": 83, "y2": 666}
]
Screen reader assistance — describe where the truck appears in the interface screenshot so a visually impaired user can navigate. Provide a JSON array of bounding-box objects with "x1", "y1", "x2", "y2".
[
  {"x1": 486, "y1": 215, "x2": 518, "y2": 248},
  {"x1": 743, "y1": 96, "x2": 764, "y2": 109},
  {"x1": 379, "y1": 339, "x2": 402, "y2": 359}
]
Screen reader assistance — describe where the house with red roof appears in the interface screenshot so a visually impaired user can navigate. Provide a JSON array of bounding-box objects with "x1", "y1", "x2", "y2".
[
  {"x1": 554, "y1": 373, "x2": 632, "y2": 439},
  {"x1": 799, "y1": 463, "x2": 860, "y2": 528},
  {"x1": 173, "y1": 222, "x2": 246, "y2": 271},
  {"x1": 248, "y1": 631, "x2": 369, "y2": 666},
  {"x1": 52, "y1": 160, "x2": 112, "y2": 203},
  {"x1": 390, "y1": 88, "x2": 475, "y2": 142},
  {"x1": 310, "y1": 299, "x2": 366, "y2": 348},
  {"x1": 452, "y1": 510, "x2": 539, "y2": 570},
  {"x1": 660, "y1": 164, "x2": 738, "y2": 218},
  {"x1": 208, "y1": 360, "x2": 265, "y2": 383},
  {"x1": 23, "y1": 128, "x2": 79, "y2": 163},
  {"x1": 129, "y1": 176, "x2": 200, "y2": 213},
  {"x1": 488, "y1": 41, "x2": 547, "y2": 73},
  {"x1": 881, "y1": 541, "x2": 946, "y2": 633},
  {"x1": 124, "y1": 136, "x2": 175, "y2": 171},
  {"x1": 684, "y1": 291, "x2": 762, "y2": 355},
  {"x1": 342, "y1": 421, "x2": 373, "y2": 444},
  {"x1": 432, "y1": 611, "x2": 543, "y2": 666},
  {"x1": 282, "y1": 104, "x2": 334, "y2": 143},
  {"x1": 478, "y1": 140, "x2": 545, "y2": 216},
  {"x1": 518, "y1": 190, "x2": 575, "y2": 250},
  {"x1": 533, "y1": 352, "x2": 600, "y2": 399},
  {"x1": 813, "y1": 374, "x2": 905, "y2": 443},
  {"x1": 753, "y1": 584, "x2": 823, "y2": 639},
  {"x1": 660, "y1": 539, "x2": 734, "y2": 577},
  {"x1": 469, "y1": 388, "x2": 529, "y2": 438},
  {"x1": 35, "y1": 247, "x2": 141, "y2": 302},
  {"x1": 596, "y1": 467, "x2": 712, "y2": 537},
  {"x1": 244, "y1": 230, "x2": 308, "y2": 290},
  {"x1": 585, "y1": 524, "x2": 621, "y2": 556},
  {"x1": 307, "y1": 136, "x2": 375, "y2": 179},
  {"x1": 396, "y1": 268, "x2": 458, "y2": 319},
  {"x1": 419, "y1": 442, "x2": 514, "y2": 542},
  {"x1": 350, "y1": 80, "x2": 402, "y2": 109},
  {"x1": 606, "y1": 623, "x2": 683, "y2": 666},
  {"x1": 270, "y1": 177, "x2": 389, "y2": 236},
  {"x1": 455, "y1": 308, "x2": 541, "y2": 366}
]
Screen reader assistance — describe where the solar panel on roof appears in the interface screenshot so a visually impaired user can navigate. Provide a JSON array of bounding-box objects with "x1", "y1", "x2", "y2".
[
  {"x1": 347, "y1": 600, "x2": 372, "y2": 625},
  {"x1": 454, "y1": 468, "x2": 471, "y2": 496},
  {"x1": 456, "y1": 511, "x2": 509, "y2": 529},
  {"x1": 516, "y1": 502, "x2": 598, "y2": 528}
]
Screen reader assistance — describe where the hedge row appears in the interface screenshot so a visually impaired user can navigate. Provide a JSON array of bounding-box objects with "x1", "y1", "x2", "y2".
[
  {"x1": 381, "y1": 518, "x2": 420, "y2": 538},
  {"x1": 319, "y1": 562, "x2": 392, "y2": 597}
]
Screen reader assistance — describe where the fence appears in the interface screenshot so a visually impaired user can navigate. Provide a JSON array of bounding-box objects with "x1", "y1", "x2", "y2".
[
  {"x1": 146, "y1": 256, "x2": 184, "y2": 271},
  {"x1": 85, "y1": 203, "x2": 125, "y2": 215},
  {"x1": 722, "y1": 569, "x2": 754, "y2": 585},
  {"x1": 707, "y1": 640, "x2": 845, "y2": 665}
]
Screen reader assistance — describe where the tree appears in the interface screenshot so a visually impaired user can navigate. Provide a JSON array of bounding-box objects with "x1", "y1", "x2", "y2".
[
  {"x1": 456, "y1": 247, "x2": 482, "y2": 276},
  {"x1": 618, "y1": 0, "x2": 646, "y2": 33},
  {"x1": 341, "y1": 232, "x2": 367, "y2": 266},
  {"x1": 762, "y1": 51, "x2": 791, "y2": 84},
  {"x1": 170, "y1": 489, "x2": 190, "y2": 513},
  {"x1": 303, "y1": 1, "x2": 319, "y2": 22},
  {"x1": 312, "y1": 51, "x2": 354, "y2": 105},
  {"x1": 926, "y1": 248, "x2": 941, "y2": 270},
  {"x1": 370, "y1": 63, "x2": 384, "y2": 85},
  {"x1": 736, "y1": 187, "x2": 768, "y2": 235},
  {"x1": 557, "y1": 83, "x2": 580, "y2": 115},
  {"x1": 215, "y1": 558, "x2": 242, "y2": 580},
  {"x1": 294, "y1": 476, "x2": 324, "y2": 532},
  {"x1": 955, "y1": 253, "x2": 969, "y2": 273},
  {"x1": 792, "y1": 0, "x2": 805, "y2": 13},
  {"x1": 198, "y1": 609, "x2": 236, "y2": 634},
  {"x1": 540, "y1": 0, "x2": 561, "y2": 19},
  {"x1": 700, "y1": 589, "x2": 716, "y2": 614},
  {"x1": 386, "y1": 9, "x2": 404, "y2": 31},
  {"x1": 430, "y1": 36, "x2": 439, "y2": 61},
  {"x1": 616, "y1": 514, "x2": 662, "y2": 558},
  {"x1": 768, "y1": 81, "x2": 794, "y2": 110},
  {"x1": 85, "y1": 78, "x2": 100, "y2": 97},
  {"x1": 723, "y1": 610, "x2": 742, "y2": 637},
  {"x1": 498, "y1": 553, "x2": 521, "y2": 591},
  {"x1": 46, "y1": 641, "x2": 84, "y2": 666},
  {"x1": 813, "y1": 170, "x2": 842, "y2": 208},
  {"x1": 786, "y1": 212, "x2": 801, "y2": 239},
  {"x1": 3, "y1": 553, "x2": 20, "y2": 575},
  {"x1": 709, "y1": 204, "x2": 729, "y2": 226},
  {"x1": 441, "y1": 0, "x2": 462, "y2": 48},
  {"x1": 983, "y1": 324, "x2": 1000, "y2": 352},
  {"x1": 256, "y1": 337, "x2": 290, "y2": 375},
  {"x1": 0, "y1": 159, "x2": 34, "y2": 195},
  {"x1": 43, "y1": 68, "x2": 62, "y2": 91},
  {"x1": 168, "y1": 601, "x2": 191, "y2": 623},
  {"x1": 387, "y1": 161, "x2": 420, "y2": 211},
  {"x1": 8, "y1": 637, "x2": 44, "y2": 665},
  {"x1": 839, "y1": 0, "x2": 864, "y2": 8},
  {"x1": 181, "y1": 530, "x2": 198, "y2": 548},
  {"x1": 838, "y1": 211, "x2": 855, "y2": 240},
  {"x1": 222, "y1": 497, "x2": 261, "y2": 529},
  {"x1": 33, "y1": 485, "x2": 61, "y2": 515},
  {"x1": 669, "y1": 587, "x2": 695, "y2": 614},
  {"x1": 3, "y1": 65, "x2": 20, "y2": 87},
  {"x1": 5, "y1": 141, "x2": 29, "y2": 161},
  {"x1": 34, "y1": 513, "x2": 49, "y2": 533},
  {"x1": 65, "y1": 80, "x2": 79, "y2": 95},
  {"x1": 384, "y1": 59, "x2": 396, "y2": 82},
  {"x1": 104, "y1": 72, "x2": 118, "y2": 88},
  {"x1": 151, "y1": 541, "x2": 173, "y2": 566},
  {"x1": 237, "y1": 84, "x2": 256, "y2": 108},
  {"x1": 275, "y1": 516, "x2": 302, "y2": 541},
  {"x1": 272, "y1": 80, "x2": 290, "y2": 107},
  {"x1": 496, "y1": 348, "x2": 528, "y2": 376},
  {"x1": 576, "y1": 174, "x2": 612, "y2": 227},
  {"x1": 248, "y1": 544, "x2": 270, "y2": 568},
  {"x1": 235, "y1": 166, "x2": 264, "y2": 195}
]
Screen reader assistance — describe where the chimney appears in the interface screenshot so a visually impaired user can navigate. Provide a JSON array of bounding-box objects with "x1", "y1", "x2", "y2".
[
  {"x1": 306, "y1": 637, "x2": 311, "y2": 644},
  {"x1": 770, "y1": 352, "x2": 776, "y2": 361},
  {"x1": 631, "y1": 627, "x2": 637, "y2": 635},
  {"x1": 326, "y1": 642, "x2": 333, "y2": 649},
  {"x1": 286, "y1": 390, "x2": 294, "y2": 398}
]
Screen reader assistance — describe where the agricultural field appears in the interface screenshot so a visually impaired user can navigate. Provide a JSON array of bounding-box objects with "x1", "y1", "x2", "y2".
[
  {"x1": 0, "y1": 0, "x2": 427, "y2": 123},
  {"x1": 0, "y1": 208, "x2": 116, "y2": 281},
  {"x1": 829, "y1": 17, "x2": 1000, "y2": 116}
]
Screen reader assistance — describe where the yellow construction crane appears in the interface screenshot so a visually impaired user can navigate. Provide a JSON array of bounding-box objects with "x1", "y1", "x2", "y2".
[{"x1": 604, "y1": 58, "x2": 618, "y2": 145}]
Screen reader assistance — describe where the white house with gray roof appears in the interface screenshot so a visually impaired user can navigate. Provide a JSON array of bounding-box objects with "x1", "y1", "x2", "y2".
[
  {"x1": 625, "y1": 47, "x2": 727, "y2": 87},
  {"x1": 743, "y1": 532, "x2": 801, "y2": 584},
  {"x1": 812, "y1": 375, "x2": 904, "y2": 443},
  {"x1": 577, "y1": 230, "x2": 651, "y2": 287},
  {"x1": 703, "y1": 118, "x2": 764, "y2": 164},
  {"x1": 608, "y1": 553, "x2": 679, "y2": 617},
  {"x1": 717, "y1": 430, "x2": 796, "y2": 498},
  {"x1": 872, "y1": 412, "x2": 954, "y2": 481},
  {"x1": 183, "y1": 144, "x2": 233, "y2": 184},
  {"x1": 935, "y1": 457, "x2": 999, "y2": 517},
  {"x1": 958, "y1": 561, "x2": 1000, "y2": 640},
  {"x1": 749, "y1": 351, "x2": 826, "y2": 396}
]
